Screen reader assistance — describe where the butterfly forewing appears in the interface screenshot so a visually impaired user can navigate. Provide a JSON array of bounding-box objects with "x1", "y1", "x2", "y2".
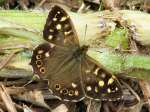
[{"x1": 43, "y1": 5, "x2": 79, "y2": 47}]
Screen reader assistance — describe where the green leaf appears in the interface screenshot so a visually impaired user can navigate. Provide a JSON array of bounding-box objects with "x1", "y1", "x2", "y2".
[{"x1": 105, "y1": 28, "x2": 129, "y2": 49}]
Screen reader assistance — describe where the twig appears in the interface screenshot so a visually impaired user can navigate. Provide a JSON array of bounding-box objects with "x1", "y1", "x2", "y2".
[
  {"x1": 0, "y1": 85, "x2": 17, "y2": 112},
  {"x1": 0, "y1": 51, "x2": 20, "y2": 70},
  {"x1": 120, "y1": 79, "x2": 141, "y2": 103},
  {"x1": 36, "y1": 0, "x2": 47, "y2": 8},
  {"x1": 139, "y1": 80, "x2": 150, "y2": 111},
  {"x1": 78, "y1": 2, "x2": 86, "y2": 13},
  {"x1": 86, "y1": 99, "x2": 92, "y2": 112},
  {"x1": 0, "y1": 45, "x2": 29, "y2": 51},
  {"x1": 0, "y1": 102, "x2": 23, "y2": 112},
  {"x1": 19, "y1": 1, "x2": 28, "y2": 10}
]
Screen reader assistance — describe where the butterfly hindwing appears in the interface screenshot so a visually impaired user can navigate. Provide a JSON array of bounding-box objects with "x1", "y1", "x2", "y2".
[
  {"x1": 82, "y1": 56, "x2": 123, "y2": 101},
  {"x1": 43, "y1": 5, "x2": 79, "y2": 47},
  {"x1": 31, "y1": 43, "x2": 85, "y2": 102},
  {"x1": 47, "y1": 57, "x2": 85, "y2": 102}
]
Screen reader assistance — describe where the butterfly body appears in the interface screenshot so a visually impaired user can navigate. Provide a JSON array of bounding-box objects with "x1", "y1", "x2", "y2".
[
  {"x1": 31, "y1": 5, "x2": 123, "y2": 102},
  {"x1": 72, "y1": 45, "x2": 88, "y2": 60}
]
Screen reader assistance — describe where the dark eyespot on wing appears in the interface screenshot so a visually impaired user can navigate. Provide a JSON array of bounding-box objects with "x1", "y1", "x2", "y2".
[
  {"x1": 51, "y1": 81, "x2": 85, "y2": 102},
  {"x1": 30, "y1": 43, "x2": 55, "y2": 77}
]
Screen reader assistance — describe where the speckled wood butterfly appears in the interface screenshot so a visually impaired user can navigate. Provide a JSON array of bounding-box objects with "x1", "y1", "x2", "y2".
[{"x1": 31, "y1": 5, "x2": 123, "y2": 102}]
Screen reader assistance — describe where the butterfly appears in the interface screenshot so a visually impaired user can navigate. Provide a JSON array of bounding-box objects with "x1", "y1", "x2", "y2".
[{"x1": 30, "y1": 5, "x2": 123, "y2": 102}]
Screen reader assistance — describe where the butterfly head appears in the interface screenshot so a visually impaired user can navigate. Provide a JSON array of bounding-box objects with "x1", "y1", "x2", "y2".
[
  {"x1": 80, "y1": 45, "x2": 89, "y2": 53},
  {"x1": 73, "y1": 45, "x2": 89, "y2": 59}
]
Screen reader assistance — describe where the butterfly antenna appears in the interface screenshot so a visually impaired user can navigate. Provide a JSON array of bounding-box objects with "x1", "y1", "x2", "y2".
[{"x1": 84, "y1": 24, "x2": 88, "y2": 43}]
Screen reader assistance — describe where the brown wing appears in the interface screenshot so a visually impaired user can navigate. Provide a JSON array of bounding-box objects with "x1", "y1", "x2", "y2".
[
  {"x1": 31, "y1": 5, "x2": 85, "y2": 102},
  {"x1": 81, "y1": 55, "x2": 123, "y2": 101},
  {"x1": 31, "y1": 43, "x2": 85, "y2": 102},
  {"x1": 43, "y1": 5, "x2": 79, "y2": 47}
]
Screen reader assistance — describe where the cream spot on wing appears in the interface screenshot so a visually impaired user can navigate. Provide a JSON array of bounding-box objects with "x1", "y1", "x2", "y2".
[
  {"x1": 63, "y1": 99, "x2": 69, "y2": 102},
  {"x1": 86, "y1": 86, "x2": 92, "y2": 91},
  {"x1": 64, "y1": 39, "x2": 67, "y2": 44},
  {"x1": 98, "y1": 80, "x2": 104, "y2": 87},
  {"x1": 95, "y1": 86, "x2": 99, "y2": 93},
  {"x1": 71, "y1": 83, "x2": 77, "y2": 88},
  {"x1": 50, "y1": 43, "x2": 55, "y2": 48},
  {"x1": 49, "y1": 29, "x2": 54, "y2": 32},
  {"x1": 60, "y1": 89, "x2": 63, "y2": 94},
  {"x1": 107, "y1": 88, "x2": 111, "y2": 93},
  {"x1": 117, "y1": 98, "x2": 121, "y2": 100},
  {"x1": 94, "y1": 68, "x2": 100, "y2": 75},
  {"x1": 64, "y1": 24, "x2": 69, "y2": 28},
  {"x1": 57, "y1": 11, "x2": 60, "y2": 14},
  {"x1": 108, "y1": 77, "x2": 114, "y2": 85},
  {"x1": 108, "y1": 99, "x2": 112, "y2": 101},
  {"x1": 101, "y1": 73, "x2": 106, "y2": 78},
  {"x1": 38, "y1": 50, "x2": 43, "y2": 54},
  {"x1": 74, "y1": 90, "x2": 79, "y2": 96},
  {"x1": 112, "y1": 75, "x2": 116, "y2": 79},
  {"x1": 45, "y1": 52, "x2": 50, "y2": 57},
  {"x1": 111, "y1": 90, "x2": 116, "y2": 93},
  {"x1": 64, "y1": 31, "x2": 72, "y2": 36},
  {"x1": 115, "y1": 87, "x2": 118, "y2": 91},
  {"x1": 56, "y1": 24, "x2": 62, "y2": 30},
  {"x1": 60, "y1": 16, "x2": 68, "y2": 22},
  {"x1": 53, "y1": 17, "x2": 57, "y2": 21},
  {"x1": 48, "y1": 35, "x2": 53, "y2": 40},
  {"x1": 85, "y1": 70, "x2": 90, "y2": 74},
  {"x1": 37, "y1": 65, "x2": 41, "y2": 68},
  {"x1": 95, "y1": 99, "x2": 100, "y2": 101}
]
